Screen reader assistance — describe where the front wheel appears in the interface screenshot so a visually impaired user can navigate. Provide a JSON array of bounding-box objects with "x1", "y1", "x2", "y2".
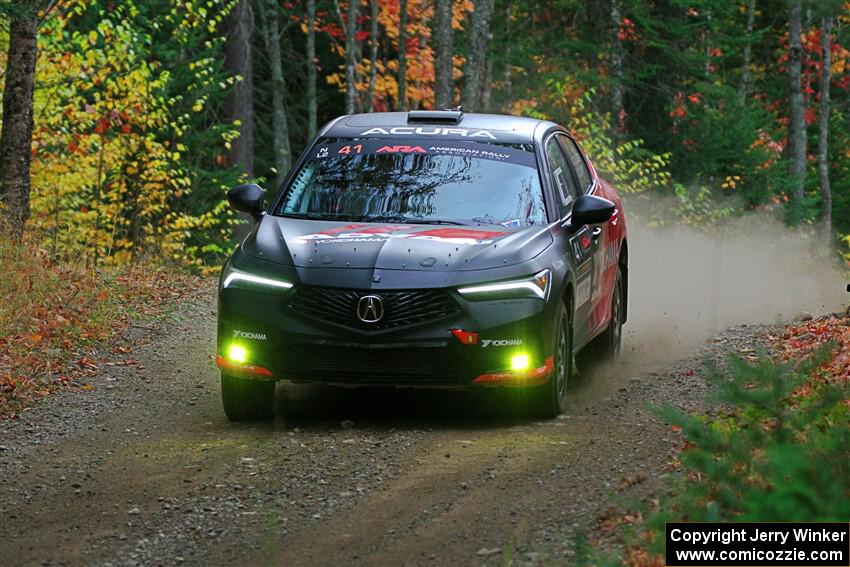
[
  {"x1": 532, "y1": 300, "x2": 572, "y2": 419},
  {"x1": 221, "y1": 373, "x2": 275, "y2": 421}
]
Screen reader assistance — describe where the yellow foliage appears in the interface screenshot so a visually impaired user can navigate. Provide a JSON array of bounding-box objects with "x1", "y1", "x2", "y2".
[{"x1": 17, "y1": 0, "x2": 237, "y2": 267}]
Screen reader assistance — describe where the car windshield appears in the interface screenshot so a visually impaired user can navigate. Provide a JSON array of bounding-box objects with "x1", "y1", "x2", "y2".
[{"x1": 277, "y1": 139, "x2": 547, "y2": 227}]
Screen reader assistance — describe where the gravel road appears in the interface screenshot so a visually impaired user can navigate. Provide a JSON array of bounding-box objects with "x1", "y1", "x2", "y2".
[{"x1": 0, "y1": 284, "x2": 777, "y2": 567}]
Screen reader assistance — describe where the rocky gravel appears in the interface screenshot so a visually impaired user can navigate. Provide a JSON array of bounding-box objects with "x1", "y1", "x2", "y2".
[{"x1": 0, "y1": 284, "x2": 780, "y2": 567}]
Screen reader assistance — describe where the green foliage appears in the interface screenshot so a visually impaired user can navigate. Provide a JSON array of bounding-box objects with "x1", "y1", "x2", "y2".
[
  {"x1": 667, "y1": 82, "x2": 784, "y2": 207},
  {"x1": 24, "y1": 0, "x2": 242, "y2": 269},
  {"x1": 670, "y1": 183, "x2": 736, "y2": 226},
  {"x1": 523, "y1": 88, "x2": 673, "y2": 195},
  {"x1": 647, "y1": 347, "x2": 850, "y2": 554}
]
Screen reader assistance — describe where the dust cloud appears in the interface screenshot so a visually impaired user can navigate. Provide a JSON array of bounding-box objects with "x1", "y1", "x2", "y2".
[{"x1": 616, "y1": 210, "x2": 848, "y2": 372}]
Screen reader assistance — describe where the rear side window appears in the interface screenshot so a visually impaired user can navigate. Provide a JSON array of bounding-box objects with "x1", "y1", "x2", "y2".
[
  {"x1": 545, "y1": 137, "x2": 580, "y2": 217},
  {"x1": 558, "y1": 136, "x2": 593, "y2": 192}
]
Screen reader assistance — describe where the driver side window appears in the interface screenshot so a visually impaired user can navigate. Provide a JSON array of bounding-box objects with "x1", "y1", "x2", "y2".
[{"x1": 545, "y1": 137, "x2": 580, "y2": 218}]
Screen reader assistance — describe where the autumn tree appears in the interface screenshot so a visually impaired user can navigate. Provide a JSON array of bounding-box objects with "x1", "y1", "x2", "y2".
[{"x1": 0, "y1": 0, "x2": 56, "y2": 238}]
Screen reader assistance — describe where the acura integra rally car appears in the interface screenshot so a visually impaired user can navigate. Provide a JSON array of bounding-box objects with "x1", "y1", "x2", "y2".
[{"x1": 216, "y1": 110, "x2": 628, "y2": 420}]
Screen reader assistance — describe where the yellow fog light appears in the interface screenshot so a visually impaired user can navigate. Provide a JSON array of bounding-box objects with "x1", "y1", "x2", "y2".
[
  {"x1": 228, "y1": 344, "x2": 247, "y2": 363},
  {"x1": 511, "y1": 354, "x2": 530, "y2": 371}
]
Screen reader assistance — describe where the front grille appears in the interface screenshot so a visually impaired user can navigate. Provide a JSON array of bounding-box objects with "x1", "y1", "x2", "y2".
[
  {"x1": 288, "y1": 286, "x2": 459, "y2": 331},
  {"x1": 280, "y1": 343, "x2": 471, "y2": 384}
]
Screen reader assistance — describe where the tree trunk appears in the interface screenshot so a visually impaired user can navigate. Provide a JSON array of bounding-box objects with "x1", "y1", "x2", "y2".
[
  {"x1": 610, "y1": 0, "x2": 625, "y2": 133},
  {"x1": 818, "y1": 15, "x2": 833, "y2": 244},
  {"x1": 345, "y1": 0, "x2": 358, "y2": 114},
  {"x1": 480, "y1": 57, "x2": 492, "y2": 112},
  {"x1": 433, "y1": 0, "x2": 454, "y2": 109},
  {"x1": 307, "y1": 0, "x2": 317, "y2": 136},
  {"x1": 704, "y1": 8, "x2": 712, "y2": 78},
  {"x1": 461, "y1": 0, "x2": 494, "y2": 112},
  {"x1": 787, "y1": 0, "x2": 806, "y2": 206},
  {"x1": 0, "y1": 7, "x2": 39, "y2": 238},
  {"x1": 502, "y1": 0, "x2": 512, "y2": 111},
  {"x1": 738, "y1": 0, "x2": 756, "y2": 103},
  {"x1": 397, "y1": 0, "x2": 408, "y2": 110},
  {"x1": 224, "y1": 0, "x2": 255, "y2": 178},
  {"x1": 367, "y1": 0, "x2": 379, "y2": 112},
  {"x1": 260, "y1": 0, "x2": 292, "y2": 187}
]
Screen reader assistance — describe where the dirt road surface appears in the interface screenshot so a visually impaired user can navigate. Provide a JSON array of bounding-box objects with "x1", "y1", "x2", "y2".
[{"x1": 0, "y1": 283, "x2": 781, "y2": 567}]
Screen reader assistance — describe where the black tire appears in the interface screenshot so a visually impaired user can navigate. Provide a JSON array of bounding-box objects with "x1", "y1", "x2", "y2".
[
  {"x1": 221, "y1": 373, "x2": 275, "y2": 421},
  {"x1": 532, "y1": 299, "x2": 572, "y2": 419},
  {"x1": 601, "y1": 265, "x2": 624, "y2": 358}
]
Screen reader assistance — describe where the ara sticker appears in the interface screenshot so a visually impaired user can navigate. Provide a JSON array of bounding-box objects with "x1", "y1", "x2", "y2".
[{"x1": 376, "y1": 145, "x2": 428, "y2": 154}]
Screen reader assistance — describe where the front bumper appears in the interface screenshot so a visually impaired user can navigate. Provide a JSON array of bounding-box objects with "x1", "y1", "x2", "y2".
[{"x1": 216, "y1": 283, "x2": 558, "y2": 388}]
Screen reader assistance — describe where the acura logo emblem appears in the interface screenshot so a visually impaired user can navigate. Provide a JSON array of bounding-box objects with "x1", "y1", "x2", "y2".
[{"x1": 356, "y1": 295, "x2": 384, "y2": 323}]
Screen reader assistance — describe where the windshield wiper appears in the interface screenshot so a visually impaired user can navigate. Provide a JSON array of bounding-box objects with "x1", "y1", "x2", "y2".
[
  {"x1": 404, "y1": 219, "x2": 466, "y2": 225},
  {"x1": 281, "y1": 212, "x2": 353, "y2": 221},
  {"x1": 282, "y1": 212, "x2": 466, "y2": 225},
  {"x1": 358, "y1": 215, "x2": 466, "y2": 225}
]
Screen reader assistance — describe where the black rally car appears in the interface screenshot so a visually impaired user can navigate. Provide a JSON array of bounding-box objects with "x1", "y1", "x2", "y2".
[{"x1": 217, "y1": 110, "x2": 629, "y2": 420}]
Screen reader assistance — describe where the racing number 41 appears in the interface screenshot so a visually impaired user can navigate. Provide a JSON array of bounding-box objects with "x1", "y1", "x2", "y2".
[{"x1": 338, "y1": 144, "x2": 363, "y2": 155}]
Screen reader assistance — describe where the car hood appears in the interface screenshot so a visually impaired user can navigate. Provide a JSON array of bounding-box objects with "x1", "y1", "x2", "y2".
[{"x1": 241, "y1": 216, "x2": 553, "y2": 272}]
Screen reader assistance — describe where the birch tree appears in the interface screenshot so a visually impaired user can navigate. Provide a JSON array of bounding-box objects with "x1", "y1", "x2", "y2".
[
  {"x1": 738, "y1": 0, "x2": 756, "y2": 103},
  {"x1": 397, "y1": 0, "x2": 408, "y2": 110},
  {"x1": 259, "y1": 0, "x2": 292, "y2": 186},
  {"x1": 0, "y1": 0, "x2": 57, "y2": 238},
  {"x1": 461, "y1": 0, "x2": 494, "y2": 112},
  {"x1": 433, "y1": 0, "x2": 454, "y2": 109},
  {"x1": 307, "y1": 0, "x2": 317, "y2": 136},
  {"x1": 818, "y1": 15, "x2": 834, "y2": 243},
  {"x1": 787, "y1": 0, "x2": 807, "y2": 207},
  {"x1": 367, "y1": 0, "x2": 379, "y2": 112},
  {"x1": 224, "y1": 0, "x2": 255, "y2": 178},
  {"x1": 344, "y1": 0, "x2": 358, "y2": 114}
]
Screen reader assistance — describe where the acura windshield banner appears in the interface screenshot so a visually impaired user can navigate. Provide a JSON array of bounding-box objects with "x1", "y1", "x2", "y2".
[{"x1": 666, "y1": 523, "x2": 850, "y2": 566}]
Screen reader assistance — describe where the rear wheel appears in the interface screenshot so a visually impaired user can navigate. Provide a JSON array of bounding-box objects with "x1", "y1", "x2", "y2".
[
  {"x1": 532, "y1": 300, "x2": 572, "y2": 419},
  {"x1": 221, "y1": 373, "x2": 275, "y2": 421},
  {"x1": 601, "y1": 266, "x2": 624, "y2": 358}
]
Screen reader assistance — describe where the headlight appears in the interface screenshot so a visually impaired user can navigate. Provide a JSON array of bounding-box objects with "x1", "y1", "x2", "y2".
[
  {"x1": 457, "y1": 269, "x2": 551, "y2": 301},
  {"x1": 221, "y1": 266, "x2": 293, "y2": 291}
]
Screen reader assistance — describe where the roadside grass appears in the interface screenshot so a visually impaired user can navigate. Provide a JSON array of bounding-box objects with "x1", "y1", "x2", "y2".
[
  {"x1": 0, "y1": 235, "x2": 205, "y2": 418},
  {"x1": 577, "y1": 314, "x2": 850, "y2": 567}
]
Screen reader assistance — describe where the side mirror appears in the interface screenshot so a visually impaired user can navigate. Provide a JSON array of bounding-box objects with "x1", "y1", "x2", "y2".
[
  {"x1": 570, "y1": 194, "x2": 615, "y2": 228},
  {"x1": 227, "y1": 184, "x2": 265, "y2": 220}
]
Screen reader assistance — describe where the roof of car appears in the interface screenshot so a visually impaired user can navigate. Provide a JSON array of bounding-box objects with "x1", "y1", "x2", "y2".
[{"x1": 320, "y1": 111, "x2": 559, "y2": 144}]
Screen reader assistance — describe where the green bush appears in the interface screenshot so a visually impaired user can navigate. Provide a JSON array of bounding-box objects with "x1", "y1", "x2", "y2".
[{"x1": 646, "y1": 347, "x2": 850, "y2": 557}]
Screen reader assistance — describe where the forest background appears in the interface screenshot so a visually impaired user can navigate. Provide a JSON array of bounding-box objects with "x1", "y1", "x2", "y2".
[{"x1": 0, "y1": 0, "x2": 849, "y2": 270}]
